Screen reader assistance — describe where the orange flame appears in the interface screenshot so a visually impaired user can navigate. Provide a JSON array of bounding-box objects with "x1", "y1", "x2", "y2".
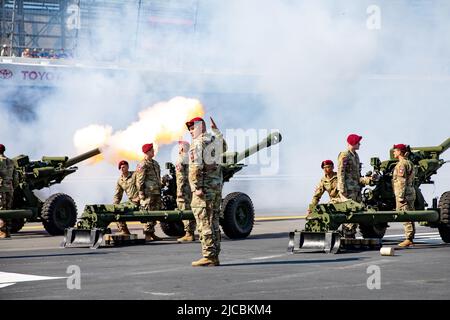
[{"x1": 73, "y1": 97, "x2": 204, "y2": 165}]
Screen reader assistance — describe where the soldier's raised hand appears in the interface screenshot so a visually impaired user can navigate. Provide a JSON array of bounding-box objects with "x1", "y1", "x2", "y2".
[{"x1": 210, "y1": 117, "x2": 218, "y2": 130}]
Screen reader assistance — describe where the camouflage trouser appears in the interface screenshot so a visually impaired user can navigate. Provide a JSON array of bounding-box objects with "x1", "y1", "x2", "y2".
[
  {"x1": 217, "y1": 185, "x2": 224, "y2": 219},
  {"x1": 396, "y1": 197, "x2": 415, "y2": 240},
  {"x1": 141, "y1": 194, "x2": 161, "y2": 234},
  {"x1": 340, "y1": 190, "x2": 362, "y2": 237},
  {"x1": 0, "y1": 191, "x2": 13, "y2": 232},
  {"x1": 177, "y1": 200, "x2": 196, "y2": 233},
  {"x1": 192, "y1": 192, "x2": 221, "y2": 259}
]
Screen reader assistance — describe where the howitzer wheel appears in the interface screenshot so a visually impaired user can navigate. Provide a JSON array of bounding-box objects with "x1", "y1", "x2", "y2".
[
  {"x1": 220, "y1": 192, "x2": 254, "y2": 239},
  {"x1": 9, "y1": 218, "x2": 26, "y2": 233},
  {"x1": 438, "y1": 191, "x2": 450, "y2": 243},
  {"x1": 160, "y1": 221, "x2": 185, "y2": 237},
  {"x1": 41, "y1": 193, "x2": 77, "y2": 236}
]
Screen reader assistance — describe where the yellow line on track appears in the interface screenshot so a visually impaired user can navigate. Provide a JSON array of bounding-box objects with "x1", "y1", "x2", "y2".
[{"x1": 21, "y1": 215, "x2": 306, "y2": 231}]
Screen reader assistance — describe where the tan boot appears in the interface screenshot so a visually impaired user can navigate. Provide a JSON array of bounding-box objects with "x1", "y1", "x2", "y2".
[
  {"x1": 191, "y1": 257, "x2": 220, "y2": 267},
  {"x1": 177, "y1": 232, "x2": 195, "y2": 242},
  {"x1": 398, "y1": 239, "x2": 414, "y2": 247},
  {"x1": 0, "y1": 229, "x2": 10, "y2": 239},
  {"x1": 145, "y1": 232, "x2": 162, "y2": 241},
  {"x1": 117, "y1": 222, "x2": 131, "y2": 235},
  {"x1": 120, "y1": 225, "x2": 131, "y2": 236}
]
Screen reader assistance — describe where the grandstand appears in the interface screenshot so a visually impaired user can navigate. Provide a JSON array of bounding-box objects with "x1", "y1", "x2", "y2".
[{"x1": 0, "y1": 0, "x2": 199, "y2": 58}]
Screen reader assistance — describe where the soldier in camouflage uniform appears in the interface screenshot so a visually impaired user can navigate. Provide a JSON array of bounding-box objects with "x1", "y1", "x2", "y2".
[
  {"x1": 176, "y1": 141, "x2": 196, "y2": 242},
  {"x1": 337, "y1": 134, "x2": 372, "y2": 238},
  {"x1": 136, "y1": 143, "x2": 163, "y2": 241},
  {"x1": 392, "y1": 144, "x2": 416, "y2": 247},
  {"x1": 0, "y1": 144, "x2": 17, "y2": 239},
  {"x1": 187, "y1": 116, "x2": 227, "y2": 267},
  {"x1": 307, "y1": 160, "x2": 339, "y2": 218},
  {"x1": 113, "y1": 160, "x2": 139, "y2": 235}
]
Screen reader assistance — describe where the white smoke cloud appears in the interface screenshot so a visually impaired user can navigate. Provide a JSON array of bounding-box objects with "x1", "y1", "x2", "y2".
[{"x1": 1, "y1": 0, "x2": 449, "y2": 215}]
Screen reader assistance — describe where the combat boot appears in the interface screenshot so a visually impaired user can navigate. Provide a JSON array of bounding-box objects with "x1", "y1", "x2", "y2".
[
  {"x1": 177, "y1": 232, "x2": 195, "y2": 242},
  {"x1": 191, "y1": 257, "x2": 220, "y2": 267},
  {"x1": 398, "y1": 239, "x2": 414, "y2": 247},
  {"x1": 0, "y1": 229, "x2": 10, "y2": 239},
  {"x1": 145, "y1": 232, "x2": 162, "y2": 241},
  {"x1": 117, "y1": 222, "x2": 131, "y2": 235}
]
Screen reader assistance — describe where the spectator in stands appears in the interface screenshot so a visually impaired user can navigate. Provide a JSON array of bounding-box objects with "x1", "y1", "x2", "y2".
[
  {"x1": 0, "y1": 44, "x2": 9, "y2": 57},
  {"x1": 21, "y1": 48, "x2": 31, "y2": 58},
  {"x1": 31, "y1": 48, "x2": 39, "y2": 58},
  {"x1": 49, "y1": 49, "x2": 57, "y2": 59},
  {"x1": 57, "y1": 48, "x2": 68, "y2": 59},
  {"x1": 39, "y1": 48, "x2": 49, "y2": 59}
]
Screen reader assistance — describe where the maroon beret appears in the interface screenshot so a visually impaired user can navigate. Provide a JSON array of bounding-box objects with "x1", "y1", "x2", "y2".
[
  {"x1": 185, "y1": 117, "x2": 205, "y2": 129},
  {"x1": 118, "y1": 160, "x2": 129, "y2": 170},
  {"x1": 393, "y1": 144, "x2": 407, "y2": 153},
  {"x1": 321, "y1": 160, "x2": 334, "y2": 168},
  {"x1": 0, "y1": 144, "x2": 5, "y2": 153},
  {"x1": 347, "y1": 134, "x2": 363, "y2": 146},
  {"x1": 142, "y1": 143, "x2": 154, "y2": 154}
]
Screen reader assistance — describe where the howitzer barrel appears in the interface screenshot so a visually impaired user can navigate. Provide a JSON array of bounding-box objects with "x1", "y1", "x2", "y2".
[
  {"x1": 331, "y1": 210, "x2": 440, "y2": 224},
  {"x1": 65, "y1": 148, "x2": 101, "y2": 167},
  {"x1": 0, "y1": 209, "x2": 34, "y2": 219},
  {"x1": 224, "y1": 132, "x2": 282, "y2": 165},
  {"x1": 411, "y1": 138, "x2": 450, "y2": 154}
]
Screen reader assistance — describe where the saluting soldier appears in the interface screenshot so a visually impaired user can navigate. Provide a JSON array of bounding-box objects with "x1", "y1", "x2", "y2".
[
  {"x1": 337, "y1": 134, "x2": 372, "y2": 238},
  {"x1": 0, "y1": 144, "x2": 17, "y2": 239},
  {"x1": 176, "y1": 141, "x2": 196, "y2": 242},
  {"x1": 210, "y1": 118, "x2": 227, "y2": 220},
  {"x1": 187, "y1": 117, "x2": 226, "y2": 267},
  {"x1": 113, "y1": 160, "x2": 139, "y2": 235},
  {"x1": 136, "y1": 143, "x2": 163, "y2": 241},
  {"x1": 307, "y1": 160, "x2": 339, "y2": 217},
  {"x1": 392, "y1": 144, "x2": 416, "y2": 247}
]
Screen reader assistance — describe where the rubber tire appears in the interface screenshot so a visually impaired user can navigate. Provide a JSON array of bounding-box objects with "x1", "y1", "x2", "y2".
[
  {"x1": 220, "y1": 192, "x2": 254, "y2": 239},
  {"x1": 9, "y1": 218, "x2": 26, "y2": 233},
  {"x1": 160, "y1": 221, "x2": 185, "y2": 237},
  {"x1": 438, "y1": 191, "x2": 450, "y2": 243},
  {"x1": 359, "y1": 223, "x2": 387, "y2": 239},
  {"x1": 41, "y1": 193, "x2": 77, "y2": 236}
]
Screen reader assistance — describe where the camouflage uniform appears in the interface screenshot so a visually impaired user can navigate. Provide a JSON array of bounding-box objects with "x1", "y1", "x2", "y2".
[
  {"x1": 212, "y1": 128, "x2": 227, "y2": 219},
  {"x1": 113, "y1": 171, "x2": 139, "y2": 233},
  {"x1": 310, "y1": 172, "x2": 340, "y2": 207},
  {"x1": 176, "y1": 153, "x2": 195, "y2": 233},
  {"x1": 337, "y1": 150, "x2": 371, "y2": 236},
  {"x1": 136, "y1": 158, "x2": 162, "y2": 235},
  {"x1": 392, "y1": 158, "x2": 416, "y2": 240},
  {"x1": 189, "y1": 130, "x2": 225, "y2": 260},
  {"x1": 0, "y1": 154, "x2": 17, "y2": 238}
]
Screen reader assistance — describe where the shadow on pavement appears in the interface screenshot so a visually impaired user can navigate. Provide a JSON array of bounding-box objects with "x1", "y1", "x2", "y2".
[
  {"x1": 225, "y1": 232, "x2": 289, "y2": 241},
  {"x1": 0, "y1": 251, "x2": 110, "y2": 260},
  {"x1": 222, "y1": 257, "x2": 362, "y2": 267}
]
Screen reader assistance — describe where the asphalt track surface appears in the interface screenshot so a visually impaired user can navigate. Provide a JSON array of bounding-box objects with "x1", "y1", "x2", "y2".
[{"x1": 1, "y1": 218, "x2": 449, "y2": 300}]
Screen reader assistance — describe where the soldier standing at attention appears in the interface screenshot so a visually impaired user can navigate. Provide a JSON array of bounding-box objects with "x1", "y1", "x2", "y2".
[
  {"x1": 392, "y1": 144, "x2": 416, "y2": 247},
  {"x1": 187, "y1": 117, "x2": 226, "y2": 267},
  {"x1": 113, "y1": 160, "x2": 140, "y2": 235},
  {"x1": 176, "y1": 141, "x2": 196, "y2": 242},
  {"x1": 307, "y1": 160, "x2": 340, "y2": 217},
  {"x1": 136, "y1": 143, "x2": 163, "y2": 241},
  {"x1": 337, "y1": 134, "x2": 372, "y2": 238},
  {"x1": 0, "y1": 144, "x2": 17, "y2": 239}
]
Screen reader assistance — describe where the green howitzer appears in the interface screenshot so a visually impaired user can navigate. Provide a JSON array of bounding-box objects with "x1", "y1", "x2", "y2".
[
  {"x1": 288, "y1": 138, "x2": 450, "y2": 254},
  {"x1": 0, "y1": 148, "x2": 101, "y2": 235},
  {"x1": 63, "y1": 132, "x2": 282, "y2": 249}
]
